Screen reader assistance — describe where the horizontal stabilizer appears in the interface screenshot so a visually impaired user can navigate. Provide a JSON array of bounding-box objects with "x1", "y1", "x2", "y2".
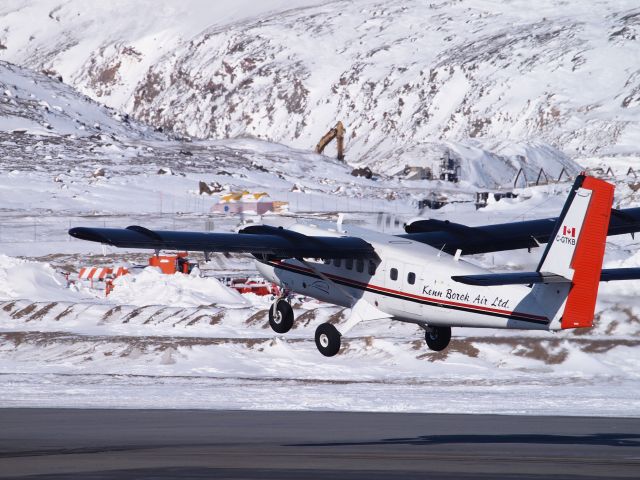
[
  {"x1": 600, "y1": 268, "x2": 640, "y2": 282},
  {"x1": 452, "y1": 271, "x2": 570, "y2": 286},
  {"x1": 453, "y1": 267, "x2": 640, "y2": 286}
]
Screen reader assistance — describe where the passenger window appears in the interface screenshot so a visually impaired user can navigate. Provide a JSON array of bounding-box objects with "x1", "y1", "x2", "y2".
[
  {"x1": 356, "y1": 259, "x2": 364, "y2": 273},
  {"x1": 323, "y1": 258, "x2": 331, "y2": 264},
  {"x1": 407, "y1": 272, "x2": 416, "y2": 285},
  {"x1": 346, "y1": 259, "x2": 354, "y2": 270},
  {"x1": 368, "y1": 261, "x2": 377, "y2": 275},
  {"x1": 390, "y1": 268, "x2": 398, "y2": 281},
  {"x1": 333, "y1": 259, "x2": 341, "y2": 267}
]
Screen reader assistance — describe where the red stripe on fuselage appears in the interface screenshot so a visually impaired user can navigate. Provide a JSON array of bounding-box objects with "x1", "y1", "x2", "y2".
[{"x1": 268, "y1": 260, "x2": 548, "y2": 322}]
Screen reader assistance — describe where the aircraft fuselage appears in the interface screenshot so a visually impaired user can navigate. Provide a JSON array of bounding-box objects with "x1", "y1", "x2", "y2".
[{"x1": 255, "y1": 224, "x2": 565, "y2": 331}]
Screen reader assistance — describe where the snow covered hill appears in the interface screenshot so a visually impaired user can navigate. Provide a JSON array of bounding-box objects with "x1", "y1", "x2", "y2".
[
  {"x1": 0, "y1": 61, "x2": 159, "y2": 139},
  {"x1": 0, "y1": 60, "x2": 421, "y2": 216},
  {"x1": 2, "y1": 0, "x2": 627, "y2": 182}
]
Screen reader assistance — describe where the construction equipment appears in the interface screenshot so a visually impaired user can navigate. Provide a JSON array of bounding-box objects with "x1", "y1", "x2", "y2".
[
  {"x1": 149, "y1": 252, "x2": 196, "y2": 274},
  {"x1": 315, "y1": 121, "x2": 345, "y2": 161}
]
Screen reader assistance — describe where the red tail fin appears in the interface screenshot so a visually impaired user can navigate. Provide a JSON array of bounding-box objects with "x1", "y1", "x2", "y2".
[{"x1": 562, "y1": 176, "x2": 614, "y2": 329}]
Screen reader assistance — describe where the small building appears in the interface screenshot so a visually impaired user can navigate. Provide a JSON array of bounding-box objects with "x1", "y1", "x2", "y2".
[{"x1": 211, "y1": 191, "x2": 288, "y2": 215}]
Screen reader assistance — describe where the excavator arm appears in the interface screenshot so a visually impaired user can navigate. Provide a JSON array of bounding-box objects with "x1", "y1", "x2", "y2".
[{"x1": 315, "y1": 121, "x2": 345, "y2": 161}]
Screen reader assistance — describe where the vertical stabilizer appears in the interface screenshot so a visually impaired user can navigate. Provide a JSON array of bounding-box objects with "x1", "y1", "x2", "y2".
[{"x1": 536, "y1": 175, "x2": 614, "y2": 329}]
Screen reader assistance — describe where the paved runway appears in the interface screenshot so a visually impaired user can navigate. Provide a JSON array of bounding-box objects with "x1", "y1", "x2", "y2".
[{"x1": 0, "y1": 409, "x2": 639, "y2": 479}]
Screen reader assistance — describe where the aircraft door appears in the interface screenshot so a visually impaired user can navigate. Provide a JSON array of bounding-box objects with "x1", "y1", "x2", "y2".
[
  {"x1": 401, "y1": 264, "x2": 422, "y2": 318},
  {"x1": 383, "y1": 259, "x2": 403, "y2": 315}
]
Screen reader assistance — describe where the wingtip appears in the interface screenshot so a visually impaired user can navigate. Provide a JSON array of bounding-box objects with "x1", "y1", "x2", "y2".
[
  {"x1": 68, "y1": 227, "x2": 84, "y2": 238},
  {"x1": 68, "y1": 227, "x2": 106, "y2": 243}
]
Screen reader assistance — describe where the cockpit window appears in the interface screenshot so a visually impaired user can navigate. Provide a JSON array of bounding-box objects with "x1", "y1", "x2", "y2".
[{"x1": 368, "y1": 261, "x2": 377, "y2": 275}]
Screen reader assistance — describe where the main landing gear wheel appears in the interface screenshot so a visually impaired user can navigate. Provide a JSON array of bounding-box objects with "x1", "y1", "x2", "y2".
[
  {"x1": 315, "y1": 323, "x2": 341, "y2": 357},
  {"x1": 269, "y1": 299, "x2": 294, "y2": 334},
  {"x1": 425, "y1": 326, "x2": 451, "y2": 351}
]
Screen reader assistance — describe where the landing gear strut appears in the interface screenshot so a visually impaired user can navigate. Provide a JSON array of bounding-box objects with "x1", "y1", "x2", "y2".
[
  {"x1": 269, "y1": 298, "x2": 294, "y2": 334},
  {"x1": 315, "y1": 323, "x2": 341, "y2": 357},
  {"x1": 424, "y1": 326, "x2": 451, "y2": 351}
]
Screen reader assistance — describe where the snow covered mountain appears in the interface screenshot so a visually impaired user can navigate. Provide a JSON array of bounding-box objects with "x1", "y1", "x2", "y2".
[{"x1": 2, "y1": 0, "x2": 629, "y2": 182}]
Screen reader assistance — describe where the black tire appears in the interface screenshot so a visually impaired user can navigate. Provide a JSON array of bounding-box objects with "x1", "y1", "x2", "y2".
[
  {"x1": 425, "y1": 326, "x2": 451, "y2": 351},
  {"x1": 315, "y1": 323, "x2": 341, "y2": 357},
  {"x1": 269, "y1": 300, "x2": 294, "y2": 334}
]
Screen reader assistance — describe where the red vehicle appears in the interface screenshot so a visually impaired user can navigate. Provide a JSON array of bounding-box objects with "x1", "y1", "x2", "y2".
[
  {"x1": 220, "y1": 276, "x2": 280, "y2": 296},
  {"x1": 149, "y1": 252, "x2": 195, "y2": 274}
]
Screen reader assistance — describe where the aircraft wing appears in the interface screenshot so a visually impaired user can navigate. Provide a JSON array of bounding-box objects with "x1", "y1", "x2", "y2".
[
  {"x1": 453, "y1": 268, "x2": 640, "y2": 286},
  {"x1": 401, "y1": 207, "x2": 640, "y2": 255},
  {"x1": 68, "y1": 224, "x2": 376, "y2": 260}
]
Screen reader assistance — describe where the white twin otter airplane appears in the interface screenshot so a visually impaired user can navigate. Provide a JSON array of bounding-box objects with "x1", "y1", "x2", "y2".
[{"x1": 70, "y1": 174, "x2": 640, "y2": 357}]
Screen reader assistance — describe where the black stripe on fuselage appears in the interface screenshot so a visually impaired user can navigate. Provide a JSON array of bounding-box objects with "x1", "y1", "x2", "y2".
[{"x1": 264, "y1": 260, "x2": 549, "y2": 326}]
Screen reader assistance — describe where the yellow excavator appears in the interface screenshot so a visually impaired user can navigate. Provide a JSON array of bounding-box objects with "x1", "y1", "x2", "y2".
[{"x1": 315, "y1": 121, "x2": 345, "y2": 161}]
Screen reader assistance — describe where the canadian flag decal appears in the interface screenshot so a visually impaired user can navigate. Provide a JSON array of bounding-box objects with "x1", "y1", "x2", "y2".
[{"x1": 563, "y1": 226, "x2": 576, "y2": 237}]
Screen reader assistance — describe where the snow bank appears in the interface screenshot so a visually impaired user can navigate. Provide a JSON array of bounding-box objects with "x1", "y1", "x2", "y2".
[
  {"x1": 0, "y1": 255, "x2": 248, "y2": 308},
  {"x1": 0, "y1": 254, "x2": 88, "y2": 302},
  {"x1": 108, "y1": 267, "x2": 248, "y2": 307}
]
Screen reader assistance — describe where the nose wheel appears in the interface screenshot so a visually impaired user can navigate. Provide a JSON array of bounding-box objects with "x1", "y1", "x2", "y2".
[
  {"x1": 315, "y1": 323, "x2": 341, "y2": 357},
  {"x1": 269, "y1": 299, "x2": 294, "y2": 334},
  {"x1": 424, "y1": 326, "x2": 451, "y2": 351}
]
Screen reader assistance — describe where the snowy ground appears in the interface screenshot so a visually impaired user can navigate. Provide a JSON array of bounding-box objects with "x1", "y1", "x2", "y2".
[
  {"x1": 0, "y1": 126, "x2": 639, "y2": 415},
  {"x1": 1, "y1": 162, "x2": 640, "y2": 415},
  {"x1": 0, "y1": 35, "x2": 639, "y2": 415}
]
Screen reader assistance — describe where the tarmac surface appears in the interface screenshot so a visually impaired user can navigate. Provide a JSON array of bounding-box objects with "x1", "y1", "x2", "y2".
[{"x1": 0, "y1": 409, "x2": 639, "y2": 479}]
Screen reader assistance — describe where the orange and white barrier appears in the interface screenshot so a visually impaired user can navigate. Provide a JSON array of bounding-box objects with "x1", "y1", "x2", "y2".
[
  {"x1": 78, "y1": 266, "x2": 128, "y2": 281},
  {"x1": 77, "y1": 266, "x2": 129, "y2": 296}
]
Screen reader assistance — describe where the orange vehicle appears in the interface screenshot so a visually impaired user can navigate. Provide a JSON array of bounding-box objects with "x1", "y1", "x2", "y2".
[{"x1": 149, "y1": 252, "x2": 195, "y2": 274}]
